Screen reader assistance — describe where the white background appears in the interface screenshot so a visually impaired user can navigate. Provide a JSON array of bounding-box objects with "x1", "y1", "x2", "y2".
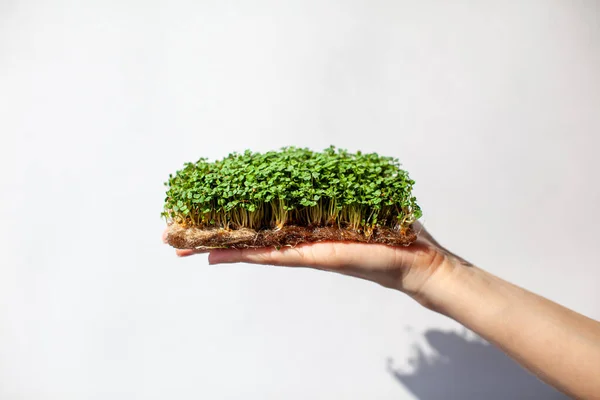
[{"x1": 1, "y1": 1, "x2": 598, "y2": 399}]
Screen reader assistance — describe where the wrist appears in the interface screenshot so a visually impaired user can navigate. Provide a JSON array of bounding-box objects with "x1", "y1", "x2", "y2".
[
  {"x1": 414, "y1": 260, "x2": 515, "y2": 338},
  {"x1": 410, "y1": 256, "x2": 478, "y2": 314}
]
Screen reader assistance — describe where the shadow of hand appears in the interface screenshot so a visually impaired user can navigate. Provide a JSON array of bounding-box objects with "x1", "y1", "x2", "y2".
[{"x1": 388, "y1": 330, "x2": 568, "y2": 399}]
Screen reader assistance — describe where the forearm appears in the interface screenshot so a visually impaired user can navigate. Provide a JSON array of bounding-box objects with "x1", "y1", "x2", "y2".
[{"x1": 422, "y1": 263, "x2": 600, "y2": 399}]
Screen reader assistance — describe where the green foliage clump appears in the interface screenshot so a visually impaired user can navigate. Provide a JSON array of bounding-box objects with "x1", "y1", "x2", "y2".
[{"x1": 162, "y1": 146, "x2": 421, "y2": 232}]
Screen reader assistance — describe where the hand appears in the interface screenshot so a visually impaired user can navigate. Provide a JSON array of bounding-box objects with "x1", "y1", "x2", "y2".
[
  {"x1": 164, "y1": 224, "x2": 600, "y2": 399},
  {"x1": 166, "y1": 223, "x2": 470, "y2": 305}
]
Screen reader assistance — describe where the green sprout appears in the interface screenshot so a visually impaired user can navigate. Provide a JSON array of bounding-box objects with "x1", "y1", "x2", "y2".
[{"x1": 162, "y1": 146, "x2": 422, "y2": 233}]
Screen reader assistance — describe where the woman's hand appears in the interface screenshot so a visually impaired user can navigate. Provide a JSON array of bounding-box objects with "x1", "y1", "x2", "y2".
[
  {"x1": 165, "y1": 223, "x2": 600, "y2": 399},
  {"x1": 169, "y1": 223, "x2": 469, "y2": 306}
]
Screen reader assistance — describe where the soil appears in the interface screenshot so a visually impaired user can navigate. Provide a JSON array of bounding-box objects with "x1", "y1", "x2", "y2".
[{"x1": 166, "y1": 223, "x2": 418, "y2": 250}]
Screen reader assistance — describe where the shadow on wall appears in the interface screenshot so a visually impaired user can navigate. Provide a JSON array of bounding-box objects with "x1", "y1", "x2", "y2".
[{"x1": 388, "y1": 330, "x2": 568, "y2": 399}]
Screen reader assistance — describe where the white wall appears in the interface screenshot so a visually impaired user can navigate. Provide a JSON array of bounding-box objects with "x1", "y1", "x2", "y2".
[{"x1": 1, "y1": 1, "x2": 598, "y2": 399}]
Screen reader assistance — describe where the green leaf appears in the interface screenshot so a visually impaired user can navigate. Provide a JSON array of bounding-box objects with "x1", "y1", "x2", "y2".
[{"x1": 162, "y1": 146, "x2": 421, "y2": 230}]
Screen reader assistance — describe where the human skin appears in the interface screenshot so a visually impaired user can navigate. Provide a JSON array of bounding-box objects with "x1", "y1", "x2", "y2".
[{"x1": 165, "y1": 223, "x2": 600, "y2": 399}]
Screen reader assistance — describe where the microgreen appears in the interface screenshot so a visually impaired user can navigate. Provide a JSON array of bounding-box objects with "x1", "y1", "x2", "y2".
[{"x1": 162, "y1": 146, "x2": 422, "y2": 231}]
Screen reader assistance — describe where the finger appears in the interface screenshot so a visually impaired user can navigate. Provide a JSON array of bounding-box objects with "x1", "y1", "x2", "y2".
[
  {"x1": 176, "y1": 249, "x2": 195, "y2": 257},
  {"x1": 207, "y1": 242, "x2": 423, "y2": 289},
  {"x1": 162, "y1": 228, "x2": 169, "y2": 243},
  {"x1": 176, "y1": 248, "x2": 210, "y2": 257},
  {"x1": 208, "y1": 242, "x2": 409, "y2": 272}
]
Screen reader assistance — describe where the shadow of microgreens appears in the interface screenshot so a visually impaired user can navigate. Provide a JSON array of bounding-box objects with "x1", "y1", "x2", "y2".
[{"x1": 388, "y1": 329, "x2": 568, "y2": 399}]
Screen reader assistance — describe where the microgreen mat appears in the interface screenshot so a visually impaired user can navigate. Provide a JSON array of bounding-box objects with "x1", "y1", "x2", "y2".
[{"x1": 162, "y1": 146, "x2": 421, "y2": 232}]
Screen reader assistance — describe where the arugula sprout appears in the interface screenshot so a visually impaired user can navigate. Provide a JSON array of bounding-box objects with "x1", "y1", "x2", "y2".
[{"x1": 162, "y1": 146, "x2": 422, "y2": 231}]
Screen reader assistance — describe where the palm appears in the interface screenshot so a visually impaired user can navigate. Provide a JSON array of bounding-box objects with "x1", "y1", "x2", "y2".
[{"x1": 168, "y1": 223, "x2": 452, "y2": 297}]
